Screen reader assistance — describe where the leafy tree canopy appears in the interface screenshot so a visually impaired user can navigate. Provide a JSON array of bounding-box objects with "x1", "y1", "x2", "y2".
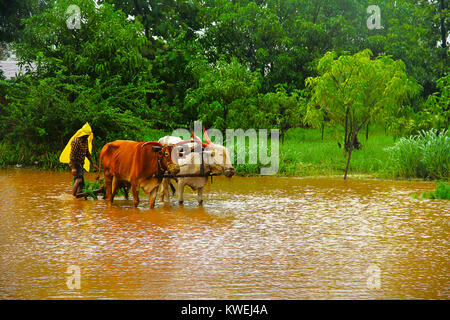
[{"x1": 305, "y1": 49, "x2": 421, "y2": 178}]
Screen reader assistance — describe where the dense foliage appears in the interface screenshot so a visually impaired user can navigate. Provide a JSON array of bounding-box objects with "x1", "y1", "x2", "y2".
[
  {"x1": 1, "y1": 0, "x2": 157, "y2": 152},
  {"x1": 0, "y1": 0, "x2": 448, "y2": 179}
]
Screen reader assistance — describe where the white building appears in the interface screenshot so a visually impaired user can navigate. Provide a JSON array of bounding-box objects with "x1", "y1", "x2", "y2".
[{"x1": 0, "y1": 61, "x2": 36, "y2": 80}]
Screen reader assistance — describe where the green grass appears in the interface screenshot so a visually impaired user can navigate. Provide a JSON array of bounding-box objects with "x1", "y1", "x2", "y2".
[
  {"x1": 385, "y1": 129, "x2": 449, "y2": 180},
  {"x1": 411, "y1": 182, "x2": 450, "y2": 200},
  {"x1": 80, "y1": 180, "x2": 101, "y2": 200},
  {"x1": 236, "y1": 125, "x2": 395, "y2": 177},
  {"x1": 235, "y1": 126, "x2": 448, "y2": 180},
  {"x1": 1, "y1": 125, "x2": 446, "y2": 181}
]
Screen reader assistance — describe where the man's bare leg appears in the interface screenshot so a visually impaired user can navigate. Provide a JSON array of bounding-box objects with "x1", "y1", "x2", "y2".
[{"x1": 72, "y1": 178, "x2": 83, "y2": 197}]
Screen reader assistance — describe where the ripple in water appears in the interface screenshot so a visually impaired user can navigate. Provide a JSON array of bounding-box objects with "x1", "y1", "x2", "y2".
[{"x1": 0, "y1": 171, "x2": 448, "y2": 299}]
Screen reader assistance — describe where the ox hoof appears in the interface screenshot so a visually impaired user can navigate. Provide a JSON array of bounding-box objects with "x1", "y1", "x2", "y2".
[
  {"x1": 198, "y1": 200, "x2": 203, "y2": 206},
  {"x1": 179, "y1": 200, "x2": 183, "y2": 205}
]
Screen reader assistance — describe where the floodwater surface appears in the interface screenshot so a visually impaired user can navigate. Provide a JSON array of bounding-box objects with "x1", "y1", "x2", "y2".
[{"x1": 0, "y1": 169, "x2": 448, "y2": 299}]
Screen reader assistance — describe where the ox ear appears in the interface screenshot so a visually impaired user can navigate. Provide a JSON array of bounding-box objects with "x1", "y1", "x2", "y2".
[{"x1": 152, "y1": 146, "x2": 162, "y2": 152}]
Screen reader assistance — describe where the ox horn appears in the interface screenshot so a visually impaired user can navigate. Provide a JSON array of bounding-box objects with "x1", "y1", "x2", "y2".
[
  {"x1": 175, "y1": 139, "x2": 194, "y2": 146},
  {"x1": 190, "y1": 131, "x2": 208, "y2": 148},
  {"x1": 141, "y1": 141, "x2": 163, "y2": 152},
  {"x1": 203, "y1": 127, "x2": 212, "y2": 145}
]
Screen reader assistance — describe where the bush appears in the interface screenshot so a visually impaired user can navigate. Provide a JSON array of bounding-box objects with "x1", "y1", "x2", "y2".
[
  {"x1": 386, "y1": 128, "x2": 449, "y2": 180},
  {"x1": 434, "y1": 182, "x2": 450, "y2": 199},
  {"x1": 412, "y1": 183, "x2": 450, "y2": 200}
]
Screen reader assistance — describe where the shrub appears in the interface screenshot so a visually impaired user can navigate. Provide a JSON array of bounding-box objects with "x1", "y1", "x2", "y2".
[
  {"x1": 386, "y1": 128, "x2": 449, "y2": 180},
  {"x1": 434, "y1": 182, "x2": 450, "y2": 200},
  {"x1": 412, "y1": 183, "x2": 450, "y2": 200}
]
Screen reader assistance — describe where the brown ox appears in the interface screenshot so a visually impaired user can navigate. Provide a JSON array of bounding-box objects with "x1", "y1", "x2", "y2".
[{"x1": 99, "y1": 140, "x2": 180, "y2": 208}]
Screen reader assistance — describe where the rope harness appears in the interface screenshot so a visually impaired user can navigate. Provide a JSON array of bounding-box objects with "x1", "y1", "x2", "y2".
[{"x1": 153, "y1": 147, "x2": 216, "y2": 182}]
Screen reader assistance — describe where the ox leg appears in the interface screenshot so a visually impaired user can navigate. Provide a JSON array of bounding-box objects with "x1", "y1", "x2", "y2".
[
  {"x1": 111, "y1": 176, "x2": 119, "y2": 202},
  {"x1": 164, "y1": 178, "x2": 170, "y2": 202},
  {"x1": 149, "y1": 187, "x2": 158, "y2": 209},
  {"x1": 159, "y1": 178, "x2": 168, "y2": 202},
  {"x1": 166, "y1": 178, "x2": 172, "y2": 201},
  {"x1": 122, "y1": 183, "x2": 129, "y2": 200},
  {"x1": 105, "y1": 174, "x2": 113, "y2": 203},
  {"x1": 178, "y1": 180, "x2": 185, "y2": 205},
  {"x1": 132, "y1": 185, "x2": 140, "y2": 207},
  {"x1": 159, "y1": 183, "x2": 164, "y2": 202},
  {"x1": 198, "y1": 187, "x2": 203, "y2": 206}
]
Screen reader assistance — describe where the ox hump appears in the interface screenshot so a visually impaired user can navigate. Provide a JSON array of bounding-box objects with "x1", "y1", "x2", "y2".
[{"x1": 158, "y1": 136, "x2": 183, "y2": 146}]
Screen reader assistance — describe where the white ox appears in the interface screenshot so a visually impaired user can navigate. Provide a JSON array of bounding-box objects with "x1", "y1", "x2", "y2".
[{"x1": 158, "y1": 132, "x2": 235, "y2": 205}]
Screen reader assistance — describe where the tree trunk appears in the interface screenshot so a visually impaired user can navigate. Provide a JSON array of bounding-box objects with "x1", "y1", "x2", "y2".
[
  {"x1": 365, "y1": 122, "x2": 369, "y2": 141},
  {"x1": 440, "y1": 0, "x2": 447, "y2": 49},
  {"x1": 344, "y1": 129, "x2": 357, "y2": 180},
  {"x1": 223, "y1": 106, "x2": 227, "y2": 127},
  {"x1": 344, "y1": 107, "x2": 349, "y2": 148}
]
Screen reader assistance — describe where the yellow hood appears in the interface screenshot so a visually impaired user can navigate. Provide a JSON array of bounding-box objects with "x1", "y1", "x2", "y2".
[{"x1": 59, "y1": 122, "x2": 94, "y2": 172}]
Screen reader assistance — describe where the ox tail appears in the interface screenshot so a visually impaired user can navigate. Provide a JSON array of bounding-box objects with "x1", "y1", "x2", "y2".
[
  {"x1": 95, "y1": 156, "x2": 102, "y2": 182},
  {"x1": 95, "y1": 156, "x2": 106, "y2": 199}
]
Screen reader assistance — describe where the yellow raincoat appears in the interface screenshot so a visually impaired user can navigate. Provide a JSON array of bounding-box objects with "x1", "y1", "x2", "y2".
[{"x1": 59, "y1": 122, "x2": 94, "y2": 172}]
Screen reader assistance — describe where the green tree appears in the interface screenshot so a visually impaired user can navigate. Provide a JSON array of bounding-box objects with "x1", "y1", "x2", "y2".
[
  {"x1": 305, "y1": 49, "x2": 421, "y2": 179},
  {"x1": 0, "y1": 0, "x2": 53, "y2": 44},
  {"x1": 1, "y1": 0, "x2": 159, "y2": 153},
  {"x1": 14, "y1": 0, "x2": 151, "y2": 85},
  {"x1": 420, "y1": 74, "x2": 450, "y2": 131},
  {"x1": 367, "y1": 0, "x2": 449, "y2": 96},
  {"x1": 185, "y1": 57, "x2": 261, "y2": 130},
  {"x1": 199, "y1": 0, "x2": 374, "y2": 93},
  {"x1": 102, "y1": 0, "x2": 201, "y2": 41},
  {"x1": 102, "y1": 0, "x2": 203, "y2": 123},
  {"x1": 0, "y1": 0, "x2": 53, "y2": 61},
  {"x1": 256, "y1": 85, "x2": 306, "y2": 139}
]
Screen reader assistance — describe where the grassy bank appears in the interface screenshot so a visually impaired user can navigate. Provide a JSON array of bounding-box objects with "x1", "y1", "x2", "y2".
[
  {"x1": 232, "y1": 125, "x2": 396, "y2": 178},
  {"x1": 235, "y1": 126, "x2": 448, "y2": 181},
  {"x1": 1, "y1": 126, "x2": 447, "y2": 181},
  {"x1": 279, "y1": 126, "x2": 393, "y2": 177}
]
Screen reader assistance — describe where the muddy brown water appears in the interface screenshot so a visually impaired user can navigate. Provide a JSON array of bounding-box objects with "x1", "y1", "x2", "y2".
[{"x1": 0, "y1": 169, "x2": 448, "y2": 299}]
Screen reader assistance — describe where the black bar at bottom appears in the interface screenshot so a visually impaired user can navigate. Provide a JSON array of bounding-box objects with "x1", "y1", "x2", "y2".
[{"x1": 0, "y1": 300, "x2": 445, "y2": 318}]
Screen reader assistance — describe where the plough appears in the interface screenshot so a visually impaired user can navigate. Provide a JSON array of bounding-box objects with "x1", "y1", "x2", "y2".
[{"x1": 75, "y1": 173, "x2": 220, "y2": 199}]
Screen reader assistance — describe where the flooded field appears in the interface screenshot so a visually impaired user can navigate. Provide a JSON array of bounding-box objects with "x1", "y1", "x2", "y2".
[{"x1": 0, "y1": 169, "x2": 448, "y2": 299}]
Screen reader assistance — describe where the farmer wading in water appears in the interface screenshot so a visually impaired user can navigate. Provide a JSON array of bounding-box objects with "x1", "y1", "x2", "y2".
[{"x1": 59, "y1": 122, "x2": 99, "y2": 197}]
